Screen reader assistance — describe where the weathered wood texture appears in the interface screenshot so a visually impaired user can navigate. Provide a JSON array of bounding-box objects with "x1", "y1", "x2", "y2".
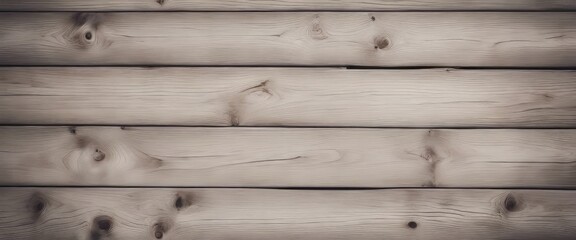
[
  {"x1": 0, "y1": 13, "x2": 575, "y2": 66},
  {"x1": 1, "y1": 68, "x2": 575, "y2": 127},
  {"x1": 1, "y1": 0, "x2": 575, "y2": 11},
  {"x1": 1, "y1": 127, "x2": 575, "y2": 187},
  {"x1": 0, "y1": 188, "x2": 575, "y2": 240}
]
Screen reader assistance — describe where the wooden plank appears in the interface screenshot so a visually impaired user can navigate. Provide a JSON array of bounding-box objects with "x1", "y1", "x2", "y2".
[
  {"x1": 1, "y1": 0, "x2": 575, "y2": 11},
  {"x1": 0, "y1": 13, "x2": 574, "y2": 67},
  {"x1": 1, "y1": 126, "x2": 575, "y2": 187},
  {"x1": 1, "y1": 68, "x2": 576, "y2": 127},
  {"x1": 0, "y1": 188, "x2": 575, "y2": 239}
]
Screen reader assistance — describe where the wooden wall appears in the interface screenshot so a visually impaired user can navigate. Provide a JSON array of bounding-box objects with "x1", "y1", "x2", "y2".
[{"x1": 0, "y1": 1, "x2": 575, "y2": 239}]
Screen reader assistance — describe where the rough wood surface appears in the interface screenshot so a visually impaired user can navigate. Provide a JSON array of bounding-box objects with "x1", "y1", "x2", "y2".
[
  {"x1": 1, "y1": 68, "x2": 576, "y2": 127},
  {"x1": 0, "y1": 13, "x2": 575, "y2": 67},
  {"x1": 0, "y1": 188, "x2": 575, "y2": 240},
  {"x1": 1, "y1": 0, "x2": 575, "y2": 11},
  {"x1": 1, "y1": 126, "x2": 575, "y2": 188}
]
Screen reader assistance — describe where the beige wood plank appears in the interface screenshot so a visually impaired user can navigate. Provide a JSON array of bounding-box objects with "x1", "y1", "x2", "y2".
[
  {"x1": 0, "y1": 12, "x2": 574, "y2": 66},
  {"x1": 1, "y1": 68, "x2": 575, "y2": 127},
  {"x1": 0, "y1": 188, "x2": 575, "y2": 239},
  {"x1": 1, "y1": 127, "x2": 575, "y2": 187},
  {"x1": 1, "y1": 0, "x2": 575, "y2": 11}
]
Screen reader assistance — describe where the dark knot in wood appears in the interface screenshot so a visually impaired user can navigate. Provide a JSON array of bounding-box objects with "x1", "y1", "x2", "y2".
[
  {"x1": 498, "y1": 193, "x2": 524, "y2": 216},
  {"x1": 155, "y1": 230, "x2": 163, "y2": 239},
  {"x1": 93, "y1": 215, "x2": 113, "y2": 231},
  {"x1": 175, "y1": 196, "x2": 183, "y2": 209},
  {"x1": 174, "y1": 192, "x2": 193, "y2": 210},
  {"x1": 153, "y1": 221, "x2": 171, "y2": 239},
  {"x1": 504, "y1": 194, "x2": 518, "y2": 212},
  {"x1": 374, "y1": 37, "x2": 390, "y2": 49},
  {"x1": 93, "y1": 149, "x2": 106, "y2": 161},
  {"x1": 91, "y1": 215, "x2": 113, "y2": 240},
  {"x1": 28, "y1": 192, "x2": 47, "y2": 220},
  {"x1": 408, "y1": 221, "x2": 418, "y2": 229},
  {"x1": 98, "y1": 220, "x2": 111, "y2": 231},
  {"x1": 34, "y1": 201, "x2": 44, "y2": 212},
  {"x1": 85, "y1": 32, "x2": 93, "y2": 40},
  {"x1": 67, "y1": 13, "x2": 111, "y2": 50}
]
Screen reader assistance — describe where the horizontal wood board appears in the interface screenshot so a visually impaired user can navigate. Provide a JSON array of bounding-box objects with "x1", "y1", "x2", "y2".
[
  {"x1": 0, "y1": 188, "x2": 575, "y2": 239},
  {"x1": 1, "y1": 0, "x2": 576, "y2": 11},
  {"x1": 1, "y1": 68, "x2": 575, "y2": 127},
  {"x1": 0, "y1": 12, "x2": 575, "y2": 66},
  {"x1": 1, "y1": 127, "x2": 575, "y2": 187},
  {"x1": 0, "y1": 0, "x2": 576, "y2": 11}
]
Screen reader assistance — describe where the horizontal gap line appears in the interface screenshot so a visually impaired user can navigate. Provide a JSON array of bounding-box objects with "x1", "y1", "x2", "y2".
[
  {"x1": 1, "y1": 10, "x2": 576, "y2": 13},
  {"x1": 347, "y1": 66, "x2": 576, "y2": 70},
  {"x1": 0, "y1": 65, "x2": 575, "y2": 71},
  {"x1": 1, "y1": 124, "x2": 576, "y2": 130},
  {"x1": 0, "y1": 186, "x2": 575, "y2": 191}
]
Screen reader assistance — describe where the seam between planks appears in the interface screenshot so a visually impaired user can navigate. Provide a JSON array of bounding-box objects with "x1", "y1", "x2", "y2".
[
  {"x1": 2, "y1": 186, "x2": 576, "y2": 191},
  {"x1": 2, "y1": 125, "x2": 576, "y2": 130}
]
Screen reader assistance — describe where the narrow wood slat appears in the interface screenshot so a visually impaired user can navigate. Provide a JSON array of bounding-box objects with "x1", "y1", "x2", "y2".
[
  {"x1": 1, "y1": 68, "x2": 576, "y2": 127},
  {"x1": 0, "y1": 13, "x2": 574, "y2": 66},
  {"x1": 1, "y1": 127, "x2": 575, "y2": 187},
  {"x1": 1, "y1": 0, "x2": 575, "y2": 11},
  {"x1": 1, "y1": 188, "x2": 575, "y2": 239}
]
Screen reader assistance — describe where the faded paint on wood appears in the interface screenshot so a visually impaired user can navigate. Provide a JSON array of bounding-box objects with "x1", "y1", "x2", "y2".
[
  {"x1": 0, "y1": 13, "x2": 575, "y2": 66},
  {"x1": 1, "y1": 127, "x2": 575, "y2": 187},
  {"x1": 1, "y1": 68, "x2": 575, "y2": 127},
  {"x1": 1, "y1": 0, "x2": 575, "y2": 11},
  {"x1": 0, "y1": 188, "x2": 575, "y2": 240}
]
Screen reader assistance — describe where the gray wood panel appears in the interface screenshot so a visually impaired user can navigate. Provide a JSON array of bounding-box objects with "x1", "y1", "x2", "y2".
[
  {"x1": 1, "y1": 188, "x2": 575, "y2": 239},
  {"x1": 1, "y1": 68, "x2": 575, "y2": 127},
  {"x1": 1, "y1": 0, "x2": 575, "y2": 11},
  {"x1": 1, "y1": 127, "x2": 575, "y2": 188},
  {"x1": 0, "y1": 12, "x2": 574, "y2": 66}
]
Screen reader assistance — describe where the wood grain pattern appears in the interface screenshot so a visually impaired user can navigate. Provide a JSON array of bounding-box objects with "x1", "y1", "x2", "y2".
[
  {"x1": 0, "y1": 188, "x2": 575, "y2": 240},
  {"x1": 0, "y1": 13, "x2": 575, "y2": 66},
  {"x1": 2, "y1": 68, "x2": 576, "y2": 127},
  {"x1": 1, "y1": 0, "x2": 575, "y2": 11},
  {"x1": 1, "y1": 126, "x2": 575, "y2": 188}
]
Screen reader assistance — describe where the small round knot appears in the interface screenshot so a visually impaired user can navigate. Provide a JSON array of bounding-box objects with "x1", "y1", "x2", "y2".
[
  {"x1": 28, "y1": 193, "x2": 47, "y2": 219},
  {"x1": 374, "y1": 36, "x2": 391, "y2": 50},
  {"x1": 173, "y1": 193, "x2": 193, "y2": 210},
  {"x1": 153, "y1": 222, "x2": 168, "y2": 239},
  {"x1": 407, "y1": 221, "x2": 418, "y2": 229},
  {"x1": 94, "y1": 216, "x2": 113, "y2": 231},
  {"x1": 85, "y1": 32, "x2": 93, "y2": 40},
  {"x1": 34, "y1": 201, "x2": 45, "y2": 212},
  {"x1": 175, "y1": 196, "x2": 183, "y2": 209},
  {"x1": 309, "y1": 22, "x2": 328, "y2": 40},
  {"x1": 155, "y1": 230, "x2": 163, "y2": 239},
  {"x1": 504, "y1": 194, "x2": 517, "y2": 212},
  {"x1": 98, "y1": 220, "x2": 111, "y2": 231},
  {"x1": 371, "y1": 16, "x2": 376, "y2": 21},
  {"x1": 93, "y1": 149, "x2": 106, "y2": 161}
]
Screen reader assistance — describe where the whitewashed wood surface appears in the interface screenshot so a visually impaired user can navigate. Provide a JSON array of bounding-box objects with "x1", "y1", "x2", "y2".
[
  {"x1": 1, "y1": 0, "x2": 575, "y2": 11},
  {"x1": 1, "y1": 1, "x2": 575, "y2": 239},
  {"x1": 1, "y1": 68, "x2": 575, "y2": 127},
  {"x1": 0, "y1": 13, "x2": 574, "y2": 66},
  {"x1": 1, "y1": 126, "x2": 575, "y2": 188},
  {"x1": 0, "y1": 188, "x2": 575, "y2": 240}
]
